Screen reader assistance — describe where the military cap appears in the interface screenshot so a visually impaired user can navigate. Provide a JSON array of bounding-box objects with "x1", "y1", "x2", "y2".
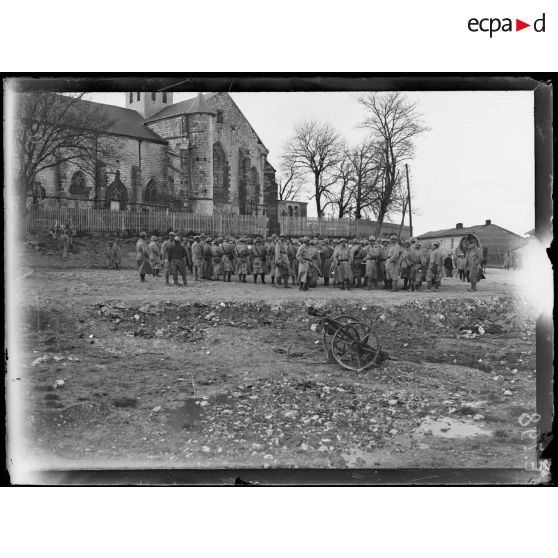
[
  {"x1": 271, "y1": 233, "x2": 278, "y2": 238},
  {"x1": 194, "y1": 235, "x2": 200, "y2": 241},
  {"x1": 255, "y1": 237, "x2": 262, "y2": 243},
  {"x1": 151, "y1": 235, "x2": 157, "y2": 241},
  {"x1": 415, "y1": 242, "x2": 421, "y2": 248},
  {"x1": 174, "y1": 236, "x2": 181, "y2": 242},
  {"x1": 432, "y1": 240, "x2": 440, "y2": 247},
  {"x1": 279, "y1": 233, "x2": 286, "y2": 238},
  {"x1": 352, "y1": 237, "x2": 358, "y2": 243},
  {"x1": 381, "y1": 238, "x2": 389, "y2": 244},
  {"x1": 409, "y1": 237, "x2": 417, "y2": 243},
  {"x1": 332, "y1": 238, "x2": 339, "y2": 244},
  {"x1": 390, "y1": 234, "x2": 398, "y2": 241},
  {"x1": 302, "y1": 236, "x2": 310, "y2": 242},
  {"x1": 164, "y1": 235, "x2": 170, "y2": 240},
  {"x1": 169, "y1": 231, "x2": 175, "y2": 236},
  {"x1": 139, "y1": 231, "x2": 147, "y2": 238},
  {"x1": 369, "y1": 235, "x2": 376, "y2": 241},
  {"x1": 403, "y1": 240, "x2": 410, "y2": 246},
  {"x1": 340, "y1": 238, "x2": 347, "y2": 243}
]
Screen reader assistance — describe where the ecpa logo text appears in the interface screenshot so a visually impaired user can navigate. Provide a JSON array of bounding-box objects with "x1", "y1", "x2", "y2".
[{"x1": 468, "y1": 13, "x2": 545, "y2": 37}]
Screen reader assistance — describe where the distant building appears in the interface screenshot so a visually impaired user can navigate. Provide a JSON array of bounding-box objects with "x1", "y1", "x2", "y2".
[
  {"x1": 418, "y1": 220, "x2": 525, "y2": 266},
  {"x1": 277, "y1": 200, "x2": 308, "y2": 219}
]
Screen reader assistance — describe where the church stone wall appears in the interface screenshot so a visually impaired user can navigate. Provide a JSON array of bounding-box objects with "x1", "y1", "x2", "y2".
[
  {"x1": 31, "y1": 136, "x2": 167, "y2": 209},
  {"x1": 207, "y1": 93, "x2": 270, "y2": 213}
]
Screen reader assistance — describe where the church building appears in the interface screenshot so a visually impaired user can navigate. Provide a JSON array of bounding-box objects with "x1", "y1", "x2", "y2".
[{"x1": 31, "y1": 92, "x2": 279, "y2": 222}]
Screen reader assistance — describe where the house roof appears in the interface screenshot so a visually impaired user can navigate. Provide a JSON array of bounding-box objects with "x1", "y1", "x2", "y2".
[
  {"x1": 418, "y1": 223, "x2": 523, "y2": 239},
  {"x1": 55, "y1": 94, "x2": 167, "y2": 144},
  {"x1": 147, "y1": 93, "x2": 219, "y2": 121}
]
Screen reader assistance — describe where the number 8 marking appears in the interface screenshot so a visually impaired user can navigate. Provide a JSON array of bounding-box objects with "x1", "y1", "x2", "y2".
[{"x1": 518, "y1": 413, "x2": 541, "y2": 427}]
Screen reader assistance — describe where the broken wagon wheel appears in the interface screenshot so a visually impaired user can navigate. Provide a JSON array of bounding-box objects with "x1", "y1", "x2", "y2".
[
  {"x1": 331, "y1": 322, "x2": 381, "y2": 372},
  {"x1": 321, "y1": 315, "x2": 362, "y2": 359}
]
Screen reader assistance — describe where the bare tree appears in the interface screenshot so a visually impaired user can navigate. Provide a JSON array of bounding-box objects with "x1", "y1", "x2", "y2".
[
  {"x1": 277, "y1": 159, "x2": 306, "y2": 201},
  {"x1": 326, "y1": 156, "x2": 354, "y2": 218},
  {"x1": 12, "y1": 92, "x2": 117, "y2": 209},
  {"x1": 357, "y1": 92, "x2": 427, "y2": 236},
  {"x1": 281, "y1": 119, "x2": 344, "y2": 216},
  {"x1": 345, "y1": 141, "x2": 382, "y2": 219}
]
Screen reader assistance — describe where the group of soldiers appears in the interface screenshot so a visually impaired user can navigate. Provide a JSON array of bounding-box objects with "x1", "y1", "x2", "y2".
[{"x1": 134, "y1": 231, "x2": 485, "y2": 292}]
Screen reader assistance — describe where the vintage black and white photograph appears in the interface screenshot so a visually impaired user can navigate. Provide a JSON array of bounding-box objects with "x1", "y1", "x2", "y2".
[{"x1": 4, "y1": 76, "x2": 553, "y2": 484}]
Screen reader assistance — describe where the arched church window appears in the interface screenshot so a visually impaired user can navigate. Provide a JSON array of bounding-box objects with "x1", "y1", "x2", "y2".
[
  {"x1": 250, "y1": 167, "x2": 260, "y2": 207},
  {"x1": 181, "y1": 116, "x2": 187, "y2": 135},
  {"x1": 69, "y1": 171, "x2": 87, "y2": 196},
  {"x1": 213, "y1": 143, "x2": 230, "y2": 204},
  {"x1": 151, "y1": 92, "x2": 156, "y2": 101},
  {"x1": 288, "y1": 205, "x2": 293, "y2": 217},
  {"x1": 144, "y1": 179, "x2": 159, "y2": 204},
  {"x1": 217, "y1": 110, "x2": 224, "y2": 124}
]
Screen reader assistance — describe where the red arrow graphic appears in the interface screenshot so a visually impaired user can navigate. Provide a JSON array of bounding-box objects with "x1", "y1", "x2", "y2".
[{"x1": 516, "y1": 19, "x2": 530, "y2": 31}]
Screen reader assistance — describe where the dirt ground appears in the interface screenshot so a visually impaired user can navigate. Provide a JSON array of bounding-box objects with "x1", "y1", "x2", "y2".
[{"x1": 8, "y1": 237, "x2": 539, "y2": 476}]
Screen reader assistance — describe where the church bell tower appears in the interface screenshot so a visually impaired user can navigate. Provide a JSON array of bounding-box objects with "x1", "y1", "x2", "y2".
[{"x1": 125, "y1": 91, "x2": 174, "y2": 119}]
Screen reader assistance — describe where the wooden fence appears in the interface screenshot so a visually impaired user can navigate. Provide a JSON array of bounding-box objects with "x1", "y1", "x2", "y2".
[
  {"x1": 279, "y1": 216, "x2": 410, "y2": 239},
  {"x1": 26, "y1": 207, "x2": 269, "y2": 236}
]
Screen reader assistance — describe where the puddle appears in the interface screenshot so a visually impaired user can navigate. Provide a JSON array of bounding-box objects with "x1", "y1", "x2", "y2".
[
  {"x1": 166, "y1": 399, "x2": 204, "y2": 431},
  {"x1": 415, "y1": 418, "x2": 492, "y2": 439}
]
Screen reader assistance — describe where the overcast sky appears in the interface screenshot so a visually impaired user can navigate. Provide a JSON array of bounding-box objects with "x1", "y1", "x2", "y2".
[{"x1": 86, "y1": 90, "x2": 534, "y2": 236}]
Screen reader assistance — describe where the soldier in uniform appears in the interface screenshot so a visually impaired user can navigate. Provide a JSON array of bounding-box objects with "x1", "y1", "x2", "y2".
[
  {"x1": 202, "y1": 236, "x2": 213, "y2": 280},
  {"x1": 465, "y1": 238, "x2": 483, "y2": 292},
  {"x1": 426, "y1": 240, "x2": 443, "y2": 290},
  {"x1": 399, "y1": 240, "x2": 411, "y2": 290},
  {"x1": 222, "y1": 236, "x2": 236, "y2": 282},
  {"x1": 168, "y1": 235, "x2": 188, "y2": 286},
  {"x1": 306, "y1": 239, "x2": 322, "y2": 288},
  {"x1": 408, "y1": 241, "x2": 424, "y2": 291},
  {"x1": 59, "y1": 229, "x2": 70, "y2": 261},
  {"x1": 191, "y1": 236, "x2": 203, "y2": 281},
  {"x1": 106, "y1": 241, "x2": 121, "y2": 269},
  {"x1": 296, "y1": 236, "x2": 311, "y2": 291},
  {"x1": 333, "y1": 238, "x2": 353, "y2": 290},
  {"x1": 250, "y1": 237, "x2": 267, "y2": 283},
  {"x1": 136, "y1": 231, "x2": 153, "y2": 283},
  {"x1": 385, "y1": 235, "x2": 402, "y2": 291},
  {"x1": 364, "y1": 235, "x2": 380, "y2": 290},
  {"x1": 287, "y1": 238, "x2": 298, "y2": 285},
  {"x1": 318, "y1": 237, "x2": 333, "y2": 286},
  {"x1": 211, "y1": 238, "x2": 225, "y2": 281},
  {"x1": 235, "y1": 237, "x2": 250, "y2": 283},
  {"x1": 331, "y1": 238, "x2": 340, "y2": 287},
  {"x1": 379, "y1": 238, "x2": 389, "y2": 289},
  {"x1": 266, "y1": 234, "x2": 277, "y2": 285},
  {"x1": 274, "y1": 234, "x2": 291, "y2": 288},
  {"x1": 149, "y1": 235, "x2": 162, "y2": 277},
  {"x1": 161, "y1": 234, "x2": 173, "y2": 284}
]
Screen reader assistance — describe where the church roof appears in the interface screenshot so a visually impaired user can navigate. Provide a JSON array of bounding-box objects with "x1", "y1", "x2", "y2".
[
  {"x1": 52, "y1": 94, "x2": 167, "y2": 144},
  {"x1": 147, "y1": 93, "x2": 219, "y2": 121}
]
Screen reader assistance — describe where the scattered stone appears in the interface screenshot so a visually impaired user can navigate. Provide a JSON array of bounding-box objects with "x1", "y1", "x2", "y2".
[
  {"x1": 264, "y1": 454, "x2": 273, "y2": 460},
  {"x1": 54, "y1": 379, "x2": 65, "y2": 389},
  {"x1": 473, "y1": 414, "x2": 485, "y2": 421},
  {"x1": 152, "y1": 406, "x2": 162, "y2": 413},
  {"x1": 251, "y1": 443, "x2": 263, "y2": 451},
  {"x1": 389, "y1": 429, "x2": 398, "y2": 435},
  {"x1": 299, "y1": 443, "x2": 309, "y2": 451},
  {"x1": 31, "y1": 355, "x2": 50, "y2": 366},
  {"x1": 113, "y1": 397, "x2": 137, "y2": 408},
  {"x1": 199, "y1": 401, "x2": 209, "y2": 407},
  {"x1": 201, "y1": 446, "x2": 211, "y2": 453},
  {"x1": 503, "y1": 390, "x2": 513, "y2": 396}
]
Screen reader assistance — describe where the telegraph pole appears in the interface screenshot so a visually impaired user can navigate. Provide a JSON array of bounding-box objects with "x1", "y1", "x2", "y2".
[{"x1": 405, "y1": 163, "x2": 413, "y2": 237}]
